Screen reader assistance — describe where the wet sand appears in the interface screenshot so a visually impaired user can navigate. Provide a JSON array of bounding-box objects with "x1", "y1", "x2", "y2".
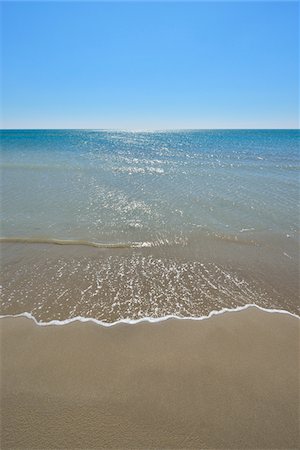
[
  {"x1": 1, "y1": 239, "x2": 299, "y2": 322},
  {"x1": 1, "y1": 307, "x2": 299, "y2": 449}
]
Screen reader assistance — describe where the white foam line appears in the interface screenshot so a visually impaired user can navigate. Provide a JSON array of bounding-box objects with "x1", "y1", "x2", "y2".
[{"x1": 0, "y1": 304, "x2": 299, "y2": 328}]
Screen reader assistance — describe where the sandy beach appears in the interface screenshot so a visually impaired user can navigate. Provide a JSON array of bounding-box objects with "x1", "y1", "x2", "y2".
[
  {"x1": 1, "y1": 306, "x2": 299, "y2": 449},
  {"x1": 1, "y1": 0, "x2": 299, "y2": 447}
]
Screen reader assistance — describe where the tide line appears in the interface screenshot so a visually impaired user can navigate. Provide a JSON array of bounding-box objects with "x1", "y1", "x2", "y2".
[
  {"x1": 0, "y1": 237, "x2": 153, "y2": 249},
  {"x1": 0, "y1": 304, "x2": 299, "y2": 328}
]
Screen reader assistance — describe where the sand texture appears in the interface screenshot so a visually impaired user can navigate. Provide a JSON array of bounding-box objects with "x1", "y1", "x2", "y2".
[{"x1": 1, "y1": 307, "x2": 299, "y2": 449}]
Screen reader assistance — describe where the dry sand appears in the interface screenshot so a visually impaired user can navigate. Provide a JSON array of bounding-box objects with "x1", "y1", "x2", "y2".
[{"x1": 1, "y1": 307, "x2": 299, "y2": 449}]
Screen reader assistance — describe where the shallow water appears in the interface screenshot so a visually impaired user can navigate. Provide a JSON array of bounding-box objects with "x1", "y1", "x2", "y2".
[{"x1": 1, "y1": 130, "x2": 299, "y2": 322}]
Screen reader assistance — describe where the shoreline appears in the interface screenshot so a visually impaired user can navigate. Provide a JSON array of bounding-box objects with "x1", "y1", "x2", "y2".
[
  {"x1": 1, "y1": 306, "x2": 299, "y2": 449},
  {"x1": 2, "y1": 237, "x2": 299, "y2": 322},
  {"x1": 1, "y1": 303, "x2": 299, "y2": 327}
]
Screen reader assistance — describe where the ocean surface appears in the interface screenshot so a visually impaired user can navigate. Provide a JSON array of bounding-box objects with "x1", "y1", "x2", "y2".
[{"x1": 1, "y1": 129, "x2": 299, "y2": 322}]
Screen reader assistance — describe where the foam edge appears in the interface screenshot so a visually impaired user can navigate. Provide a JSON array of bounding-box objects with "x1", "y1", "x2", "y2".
[{"x1": 0, "y1": 304, "x2": 299, "y2": 327}]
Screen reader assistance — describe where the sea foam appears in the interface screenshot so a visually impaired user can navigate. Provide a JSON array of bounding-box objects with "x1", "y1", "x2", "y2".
[{"x1": 0, "y1": 304, "x2": 298, "y2": 328}]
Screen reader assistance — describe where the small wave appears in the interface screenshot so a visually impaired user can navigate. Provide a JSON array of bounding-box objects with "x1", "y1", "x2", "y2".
[
  {"x1": 0, "y1": 304, "x2": 298, "y2": 328},
  {"x1": 0, "y1": 237, "x2": 154, "y2": 249}
]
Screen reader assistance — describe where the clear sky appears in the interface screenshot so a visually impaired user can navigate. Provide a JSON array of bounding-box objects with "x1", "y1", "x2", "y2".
[{"x1": 1, "y1": 1, "x2": 299, "y2": 130}]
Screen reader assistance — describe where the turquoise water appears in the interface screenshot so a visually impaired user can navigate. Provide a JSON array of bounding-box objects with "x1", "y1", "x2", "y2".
[
  {"x1": 1, "y1": 129, "x2": 299, "y2": 245},
  {"x1": 1, "y1": 130, "x2": 299, "y2": 322}
]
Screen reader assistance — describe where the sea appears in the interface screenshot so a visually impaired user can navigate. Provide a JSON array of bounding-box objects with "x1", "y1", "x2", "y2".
[{"x1": 1, "y1": 129, "x2": 299, "y2": 323}]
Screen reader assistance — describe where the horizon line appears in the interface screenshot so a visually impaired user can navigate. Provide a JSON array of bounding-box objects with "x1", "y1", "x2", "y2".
[{"x1": 1, "y1": 127, "x2": 299, "y2": 132}]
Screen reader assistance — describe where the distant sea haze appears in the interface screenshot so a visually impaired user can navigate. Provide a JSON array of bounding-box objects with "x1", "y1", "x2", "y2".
[{"x1": 1, "y1": 129, "x2": 299, "y2": 322}]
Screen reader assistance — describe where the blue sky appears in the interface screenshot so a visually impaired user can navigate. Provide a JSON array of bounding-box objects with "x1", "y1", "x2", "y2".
[{"x1": 1, "y1": 1, "x2": 299, "y2": 129}]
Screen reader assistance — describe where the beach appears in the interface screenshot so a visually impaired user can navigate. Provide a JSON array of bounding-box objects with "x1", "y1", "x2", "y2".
[
  {"x1": 1, "y1": 130, "x2": 299, "y2": 448},
  {"x1": 1, "y1": 306, "x2": 299, "y2": 449},
  {"x1": 1, "y1": 0, "x2": 299, "y2": 447}
]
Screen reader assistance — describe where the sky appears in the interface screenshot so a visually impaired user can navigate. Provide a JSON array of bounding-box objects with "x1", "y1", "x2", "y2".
[{"x1": 1, "y1": 1, "x2": 299, "y2": 130}]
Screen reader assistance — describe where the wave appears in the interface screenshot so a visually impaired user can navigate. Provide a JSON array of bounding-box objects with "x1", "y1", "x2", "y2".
[
  {"x1": 0, "y1": 233, "x2": 260, "y2": 249},
  {"x1": 0, "y1": 304, "x2": 298, "y2": 328},
  {"x1": 0, "y1": 237, "x2": 154, "y2": 249}
]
